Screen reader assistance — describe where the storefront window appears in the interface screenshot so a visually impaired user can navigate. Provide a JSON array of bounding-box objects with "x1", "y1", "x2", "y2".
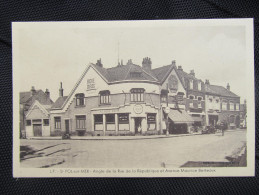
[
  {"x1": 76, "y1": 93, "x2": 85, "y2": 106},
  {"x1": 130, "y1": 88, "x2": 144, "y2": 102},
  {"x1": 76, "y1": 115, "x2": 86, "y2": 129},
  {"x1": 54, "y1": 117, "x2": 61, "y2": 129},
  {"x1": 99, "y1": 90, "x2": 110, "y2": 104},
  {"x1": 118, "y1": 113, "x2": 129, "y2": 131},
  {"x1": 106, "y1": 114, "x2": 115, "y2": 131},
  {"x1": 94, "y1": 114, "x2": 103, "y2": 131},
  {"x1": 147, "y1": 113, "x2": 156, "y2": 130}
]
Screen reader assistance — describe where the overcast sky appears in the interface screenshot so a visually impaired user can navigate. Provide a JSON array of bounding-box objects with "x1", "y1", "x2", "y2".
[{"x1": 16, "y1": 21, "x2": 248, "y2": 102}]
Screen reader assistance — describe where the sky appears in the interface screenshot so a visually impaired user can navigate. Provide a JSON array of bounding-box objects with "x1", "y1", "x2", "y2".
[{"x1": 15, "y1": 21, "x2": 248, "y2": 102}]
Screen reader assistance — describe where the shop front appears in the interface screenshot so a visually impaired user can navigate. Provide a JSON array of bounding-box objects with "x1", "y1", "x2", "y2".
[
  {"x1": 90, "y1": 103, "x2": 159, "y2": 136},
  {"x1": 166, "y1": 109, "x2": 194, "y2": 134}
]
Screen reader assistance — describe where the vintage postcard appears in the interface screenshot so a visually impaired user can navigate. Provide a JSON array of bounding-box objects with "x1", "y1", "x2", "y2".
[{"x1": 13, "y1": 19, "x2": 255, "y2": 177}]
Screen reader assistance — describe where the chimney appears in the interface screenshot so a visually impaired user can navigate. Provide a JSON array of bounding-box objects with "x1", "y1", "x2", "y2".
[
  {"x1": 142, "y1": 57, "x2": 152, "y2": 72},
  {"x1": 172, "y1": 60, "x2": 176, "y2": 66},
  {"x1": 205, "y1": 79, "x2": 210, "y2": 85},
  {"x1": 31, "y1": 86, "x2": 36, "y2": 95},
  {"x1": 177, "y1": 66, "x2": 183, "y2": 71},
  {"x1": 45, "y1": 89, "x2": 50, "y2": 98},
  {"x1": 190, "y1": 70, "x2": 195, "y2": 77},
  {"x1": 121, "y1": 59, "x2": 123, "y2": 66},
  {"x1": 96, "y1": 58, "x2": 103, "y2": 67},
  {"x1": 127, "y1": 59, "x2": 133, "y2": 65},
  {"x1": 227, "y1": 83, "x2": 230, "y2": 90},
  {"x1": 59, "y1": 82, "x2": 63, "y2": 97}
]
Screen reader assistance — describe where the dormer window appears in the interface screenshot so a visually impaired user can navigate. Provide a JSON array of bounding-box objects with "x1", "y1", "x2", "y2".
[
  {"x1": 130, "y1": 72, "x2": 141, "y2": 78},
  {"x1": 99, "y1": 90, "x2": 110, "y2": 104},
  {"x1": 131, "y1": 88, "x2": 144, "y2": 102},
  {"x1": 76, "y1": 93, "x2": 85, "y2": 106},
  {"x1": 189, "y1": 80, "x2": 193, "y2": 90}
]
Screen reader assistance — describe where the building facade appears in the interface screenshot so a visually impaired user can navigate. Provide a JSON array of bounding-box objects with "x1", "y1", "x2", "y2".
[
  {"x1": 48, "y1": 58, "x2": 193, "y2": 136},
  {"x1": 204, "y1": 80, "x2": 240, "y2": 128},
  {"x1": 23, "y1": 58, "x2": 242, "y2": 137},
  {"x1": 20, "y1": 87, "x2": 53, "y2": 137}
]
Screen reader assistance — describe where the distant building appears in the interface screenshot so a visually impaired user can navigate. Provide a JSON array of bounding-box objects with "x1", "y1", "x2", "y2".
[
  {"x1": 240, "y1": 99, "x2": 247, "y2": 128},
  {"x1": 20, "y1": 87, "x2": 53, "y2": 137},
  {"x1": 204, "y1": 81, "x2": 240, "y2": 128}
]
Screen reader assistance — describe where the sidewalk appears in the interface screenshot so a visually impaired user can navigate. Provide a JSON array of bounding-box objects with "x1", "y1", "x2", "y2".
[{"x1": 28, "y1": 132, "x2": 202, "y2": 141}]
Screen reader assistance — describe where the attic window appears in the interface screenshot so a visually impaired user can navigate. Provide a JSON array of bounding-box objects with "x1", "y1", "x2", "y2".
[
  {"x1": 130, "y1": 72, "x2": 141, "y2": 78},
  {"x1": 76, "y1": 93, "x2": 85, "y2": 106}
]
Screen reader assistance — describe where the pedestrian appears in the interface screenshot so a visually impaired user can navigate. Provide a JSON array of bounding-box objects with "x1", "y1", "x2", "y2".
[
  {"x1": 222, "y1": 126, "x2": 225, "y2": 136},
  {"x1": 138, "y1": 125, "x2": 142, "y2": 135}
]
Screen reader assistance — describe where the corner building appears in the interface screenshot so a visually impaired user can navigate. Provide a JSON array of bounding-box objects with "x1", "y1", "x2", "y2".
[{"x1": 50, "y1": 58, "x2": 191, "y2": 136}]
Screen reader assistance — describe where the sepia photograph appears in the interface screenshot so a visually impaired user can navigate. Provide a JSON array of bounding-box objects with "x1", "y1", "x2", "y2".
[{"x1": 12, "y1": 19, "x2": 255, "y2": 177}]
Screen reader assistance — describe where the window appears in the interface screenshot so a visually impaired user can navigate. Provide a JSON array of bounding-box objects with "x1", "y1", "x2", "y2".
[
  {"x1": 94, "y1": 114, "x2": 103, "y2": 131},
  {"x1": 99, "y1": 90, "x2": 110, "y2": 104},
  {"x1": 198, "y1": 97, "x2": 203, "y2": 101},
  {"x1": 118, "y1": 113, "x2": 129, "y2": 124},
  {"x1": 189, "y1": 102, "x2": 194, "y2": 108},
  {"x1": 189, "y1": 95, "x2": 194, "y2": 100},
  {"x1": 26, "y1": 120, "x2": 31, "y2": 126},
  {"x1": 236, "y1": 103, "x2": 240, "y2": 111},
  {"x1": 76, "y1": 93, "x2": 85, "y2": 106},
  {"x1": 189, "y1": 80, "x2": 193, "y2": 89},
  {"x1": 147, "y1": 113, "x2": 156, "y2": 130},
  {"x1": 94, "y1": 115, "x2": 103, "y2": 124},
  {"x1": 130, "y1": 88, "x2": 144, "y2": 102},
  {"x1": 161, "y1": 90, "x2": 168, "y2": 103},
  {"x1": 222, "y1": 102, "x2": 227, "y2": 110},
  {"x1": 198, "y1": 101, "x2": 202, "y2": 108},
  {"x1": 106, "y1": 114, "x2": 115, "y2": 124},
  {"x1": 118, "y1": 113, "x2": 129, "y2": 131},
  {"x1": 76, "y1": 115, "x2": 86, "y2": 129},
  {"x1": 43, "y1": 119, "x2": 49, "y2": 126},
  {"x1": 230, "y1": 102, "x2": 234, "y2": 111},
  {"x1": 198, "y1": 81, "x2": 202, "y2": 91},
  {"x1": 130, "y1": 72, "x2": 141, "y2": 78},
  {"x1": 54, "y1": 117, "x2": 61, "y2": 129}
]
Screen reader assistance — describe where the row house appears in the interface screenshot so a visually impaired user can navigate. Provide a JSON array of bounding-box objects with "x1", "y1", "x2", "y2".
[
  {"x1": 177, "y1": 67, "x2": 206, "y2": 127},
  {"x1": 204, "y1": 80, "x2": 240, "y2": 128}
]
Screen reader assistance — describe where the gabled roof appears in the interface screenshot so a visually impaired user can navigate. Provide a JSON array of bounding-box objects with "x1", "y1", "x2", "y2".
[
  {"x1": 205, "y1": 85, "x2": 239, "y2": 97},
  {"x1": 151, "y1": 65, "x2": 173, "y2": 82},
  {"x1": 51, "y1": 96, "x2": 68, "y2": 109},
  {"x1": 92, "y1": 63, "x2": 158, "y2": 82},
  {"x1": 26, "y1": 100, "x2": 50, "y2": 118},
  {"x1": 20, "y1": 90, "x2": 53, "y2": 105}
]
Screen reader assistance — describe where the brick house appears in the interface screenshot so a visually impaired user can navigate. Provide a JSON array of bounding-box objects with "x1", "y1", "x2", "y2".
[
  {"x1": 49, "y1": 58, "x2": 193, "y2": 136},
  {"x1": 20, "y1": 87, "x2": 53, "y2": 137},
  {"x1": 177, "y1": 67, "x2": 206, "y2": 127},
  {"x1": 204, "y1": 81, "x2": 240, "y2": 128}
]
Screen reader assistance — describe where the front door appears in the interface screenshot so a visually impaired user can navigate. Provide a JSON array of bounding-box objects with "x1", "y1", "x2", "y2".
[
  {"x1": 65, "y1": 120, "x2": 69, "y2": 134},
  {"x1": 134, "y1": 117, "x2": 142, "y2": 134},
  {"x1": 33, "y1": 124, "x2": 42, "y2": 136}
]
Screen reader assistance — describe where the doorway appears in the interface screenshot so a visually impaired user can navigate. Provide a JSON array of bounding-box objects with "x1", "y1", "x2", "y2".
[
  {"x1": 65, "y1": 120, "x2": 70, "y2": 134},
  {"x1": 134, "y1": 117, "x2": 142, "y2": 134},
  {"x1": 33, "y1": 124, "x2": 42, "y2": 136}
]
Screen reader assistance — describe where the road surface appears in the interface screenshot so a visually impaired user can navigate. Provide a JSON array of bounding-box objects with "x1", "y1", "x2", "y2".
[{"x1": 20, "y1": 129, "x2": 246, "y2": 168}]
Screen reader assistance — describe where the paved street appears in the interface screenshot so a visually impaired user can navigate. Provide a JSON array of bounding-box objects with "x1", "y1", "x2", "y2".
[{"x1": 20, "y1": 129, "x2": 246, "y2": 168}]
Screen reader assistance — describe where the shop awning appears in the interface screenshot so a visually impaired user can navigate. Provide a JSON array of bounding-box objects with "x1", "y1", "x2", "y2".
[
  {"x1": 192, "y1": 116, "x2": 203, "y2": 122},
  {"x1": 168, "y1": 109, "x2": 194, "y2": 124}
]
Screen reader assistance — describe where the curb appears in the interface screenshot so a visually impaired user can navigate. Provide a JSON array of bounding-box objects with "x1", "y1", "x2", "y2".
[{"x1": 27, "y1": 133, "x2": 203, "y2": 141}]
